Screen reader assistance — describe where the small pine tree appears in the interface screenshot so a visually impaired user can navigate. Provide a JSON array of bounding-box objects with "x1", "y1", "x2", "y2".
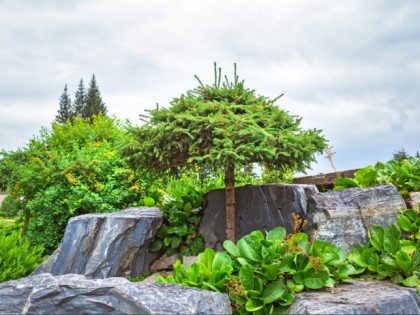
[
  {"x1": 416, "y1": 151, "x2": 420, "y2": 158},
  {"x1": 56, "y1": 84, "x2": 73, "y2": 124},
  {"x1": 73, "y1": 79, "x2": 86, "y2": 118},
  {"x1": 83, "y1": 74, "x2": 107, "y2": 119},
  {"x1": 393, "y1": 148, "x2": 410, "y2": 162}
]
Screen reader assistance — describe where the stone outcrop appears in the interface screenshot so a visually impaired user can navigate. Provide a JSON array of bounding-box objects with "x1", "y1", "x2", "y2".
[
  {"x1": 33, "y1": 207, "x2": 162, "y2": 278},
  {"x1": 408, "y1": 191, "x2": 420, "y2": 209},
  {"x1": 0, "y1": 273, "x2": 232, "y2": 314},
  {"x1": 198, "y1": 184, "x2": 318, "y2": 250},
  {"x1": 304, "y1": 184, "x2": 406, "y2": 252},
  {"x1": 288, "y1": 279, "x2": 420, "y2": 314}
]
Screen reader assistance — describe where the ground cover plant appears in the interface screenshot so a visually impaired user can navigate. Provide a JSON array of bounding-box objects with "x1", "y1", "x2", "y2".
[
  {"x1": 149, "y1": 207, "x2": 420, "y2": 314},
  {"x1": 334, "y1": 157, "x2": 420, "y2": 195}
]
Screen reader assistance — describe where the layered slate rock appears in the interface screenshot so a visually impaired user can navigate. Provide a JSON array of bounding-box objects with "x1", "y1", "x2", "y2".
[
  {"x1": 288, "y1": 279, "x2": 420, "y2": 314},
  {"x1": 304, "y1": 184, "x2": 406, "y2": 252},
  {"x1": 199, "y1": 184, "x2": 318, "y2": 250},
  {"x1": 0, "y1": 273, "x2": 232, "y2": 314},
  {"x1": 408, "y1": 191, "x2": 420, "y2": 209},
  {"x1": 33, "y1": 207, "x2": 162, "y2": 278}
]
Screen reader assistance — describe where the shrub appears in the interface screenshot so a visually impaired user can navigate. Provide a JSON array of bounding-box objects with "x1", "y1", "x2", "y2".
[{"x1": 0, "y1": 228, "x2": 45, "y2": 283}]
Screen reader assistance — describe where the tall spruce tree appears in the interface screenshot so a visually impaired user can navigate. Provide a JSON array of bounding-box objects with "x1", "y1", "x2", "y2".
[
  {"x1": 73, "y1": 78, "x2": 86, "y2": 118},
  {"x1": 56, "y1": 84, "x2": 73, "y2": 124},
  {"x1": 123, "y1": 64, "x2": 327, "y2": 242},
  {"x1": 83, "y1": 74, "x2": 107, "y2": 119}
]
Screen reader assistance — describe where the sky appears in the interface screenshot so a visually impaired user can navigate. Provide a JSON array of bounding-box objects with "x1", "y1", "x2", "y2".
[{"x1": 1, "y1": 0, "x2": 419, "y2": 176}]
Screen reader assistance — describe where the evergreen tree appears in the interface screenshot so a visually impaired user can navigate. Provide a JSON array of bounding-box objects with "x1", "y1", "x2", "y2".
[
  {"x1": 73, "y1": 79, "x2": 86, "y2": 118},
  {"x1": 56, "y1": 84, "x2": 73, "y2": 124},
  {"x1": 83, "y1": 74, "x2": 107, "y2": 119},
  {"x1": 416, "y1": 151, "x2": 420, "y2": 158},
  {"x1": 123, "y1": 64, "x2": 327, "y2": 241},
  {"x1": 393, "y1": 148, "x2": 410, "y2": 161}
]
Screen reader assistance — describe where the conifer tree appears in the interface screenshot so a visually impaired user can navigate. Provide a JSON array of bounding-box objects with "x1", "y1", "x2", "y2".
[
  {"x1": 56, "y1": 84, "x2": 73, "y2": 124},
  {"x1": 123, "y1": 64, "x2": 327, "y2": 242},
  {"x1": 73, "y1": 79, "x2": 86, "y2": 118},
  {"x1": 83, "y1": 74, "x2": 107, "y2": 119}
]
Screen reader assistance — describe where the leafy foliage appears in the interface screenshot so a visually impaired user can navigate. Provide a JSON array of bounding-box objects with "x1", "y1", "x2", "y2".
[
  {"x1": 397, "y1": 207, "x2": 420, "y2": 241},
  {"x1": 0, "y1": 228, "x2": 45, "y2": 283},
  {"x1": 147, "y1": 186, "x2": 205, "y2": 256},
  {"x1": 347, "y1": 223, "x2": 420, "y2": 290},
  {"x1": 155, "y1": 224, "x2": 357, "y2": 314},
  {"x1": 10, "y1": 115, "x2": 142, "y2": 253},
  {"x1": 334, "y1": 157, "x2": 420, "y2": 193}
]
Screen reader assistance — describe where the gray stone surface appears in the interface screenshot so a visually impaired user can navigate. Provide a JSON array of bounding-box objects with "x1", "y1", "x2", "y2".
[
  {"x1": 304, "y1": 184, "x2": 406, "y2": 252},
  {"x1": 33, "y1": 207, "x2": 162, "y2": 278},
  {"x1": 288, "y1": 279, "x2": 420, "y2": 314},
  {"x1": 408, "y1": 191, "x2": 420, "y2": 209},
  {"x1": 199, "y1": 184, "x2": 318, "y2": 249},
  {"x1": 0, "y1": 273, "x2": 232, "y2": 314}
]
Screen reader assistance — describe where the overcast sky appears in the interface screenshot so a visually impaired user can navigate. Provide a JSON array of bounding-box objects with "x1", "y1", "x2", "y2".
[{"x1": 1, "y1": 0, "x2": 419, "y2": 176}]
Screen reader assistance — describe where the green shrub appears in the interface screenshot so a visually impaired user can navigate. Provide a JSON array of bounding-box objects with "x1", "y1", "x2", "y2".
[
  {"x1": 0, "y1": 212, "x2": 6, "y2": 218},
  {"x1": 0, "y1": 195, "x2": 21, "y2": 218},
  {"x1": 0, "y1": 228, "x2": 45, "y2": 283},
  {"x1": 334, "y1": 157, "x2": 420, "y2": 192}
]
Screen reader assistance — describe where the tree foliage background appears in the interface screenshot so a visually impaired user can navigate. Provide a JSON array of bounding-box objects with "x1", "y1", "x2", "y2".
[{"x1": 3, "y1": 115, "x2": 141, "y2": 253}]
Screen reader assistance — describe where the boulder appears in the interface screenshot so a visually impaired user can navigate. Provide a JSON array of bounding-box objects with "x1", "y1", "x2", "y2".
[
  {"x1": 407, "y1": 191, "x2": 420, "y2": 209},
  {"x1": 0, "y1": 273, "x2": 232, "y2": 314},
  {"x1": 288, "y1": 279, "x2": 420, "y2": 314},
  {"x1": 198, "y1": 184, "x2": 318, "y2": 250},
  {"x1": 33, "y1": 207, "x2": 162, "y2": 278},
  {"x1": 304, "y1": 184, "x2": 406, "y2": 252}
]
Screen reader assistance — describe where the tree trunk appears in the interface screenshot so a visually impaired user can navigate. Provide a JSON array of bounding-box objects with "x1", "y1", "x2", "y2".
[
  {"x1": 23, "y1": 208, "x2": 30, "y2": 236},
  {"x1": 225, "y1": 166, "x2": 235, "y2": 242}
]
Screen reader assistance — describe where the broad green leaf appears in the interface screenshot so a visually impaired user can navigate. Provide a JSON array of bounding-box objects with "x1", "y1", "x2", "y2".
[
  {"x1": 279, "y1": 293, "x2": 295, "y2": 306},
  {"x1": 170, "y1": 236, "x2": 181, "y2": 249},
  {"x1": 142, "y1": 196, "x2": 155, "y2": 207},
  {"x1": 238, "y1": 235, "x2": 262, "y2": 262},
  {"x1": 149, "y1": 239, "x2": 162, "y2": 252},
  {"x1": 245, "y1": 298, "x2": 264, "y2": 312},
  {"x1": 384, "y1": 224, "x2": 401, "y2": 254},
  {"x1": 239, "y1": 264, "x2": 254, "y2": 290},
  {"x1": 250, "y1": 230, "x2": 265, "y2": 240},
  {"x1": 223, "y1": 240, "x2": 240, "y2": 257},
  {"x1": 398, "y1": 214, "x2": 413, "y2": 232},
  {"x1": 368, "y1": 226, "x2": 384, "y2": 250},
  {"x1": 262, "y1": 263, "x2": 281, "y2": 281},
  {"x1": 263, "y1": 281, "x2": 286, "y2": 304},
  {"x1": 303, "y1": 269, "x2": 328, "y2": 289},
  {"x1": 266, "y1": 226, "x2": 286, "y2": 242},
  {"x1": 212, "y1": 252, "x2": 232, "y2": 273},
  {"x1": 401, "y1": 275, "x2": 420, "y2": 287},
  {"x1": 395, "y1": 250, "x2": 411, "y2": 273}
]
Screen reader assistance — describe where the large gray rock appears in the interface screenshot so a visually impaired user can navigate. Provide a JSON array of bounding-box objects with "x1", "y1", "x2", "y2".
[
  {"x1": 199, "y1": 184, "x2": 318, "y2": 250},
  {"x1": 0, "y1": 273, "x2": 232, "y2": 314},
  {"x1": 408, "y1": 191, "x2": 420, "y2": 209},
  {"x1": 288, "y1": 279, "x2": 420, "y2": 314},
  {"x1": 304, "y1": 184, "x2": 406, "y2": 252},
  {"x1": 33, "y1": 207, "x2": 162, "y2": 278}
]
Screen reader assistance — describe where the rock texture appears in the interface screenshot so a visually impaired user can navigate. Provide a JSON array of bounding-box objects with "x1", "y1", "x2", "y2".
[
  {"x1": 0, "y1": 273, "x2": 232, "y2": 314},
  {"x1": 288, "y1": 279, "x2": 420, "y2": 314},
  {"x1": 408, "y1": 191, "x2": 420, "y2": 209},
  {"x1": 33, "y1": 207, "x2": 162, "y2": 278},
  {"x1": 198, "y1": 184, "x2": 318, "y2": 250},
  {"x1": 304, "y1": 184, "x2": 406, "y2": 252}
]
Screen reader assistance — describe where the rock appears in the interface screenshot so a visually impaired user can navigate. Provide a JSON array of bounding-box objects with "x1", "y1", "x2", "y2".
[
  {"x1": 407, "y1": 192, "x2": 420, "y2": 209},
  {"x1": 304, "y1": 184, "x2": 406, "y2": 252},
  {"x1": 199, "y1": 184, "x2": 318, "y2": 249},
  {"x1": 150, "y1": 253, "x2": 178, "y2": 272},
  {"x1": 183, "y1": 256, "x2": 198, "y2": 268},
  {"x1": 33, "y1": 207, "x2": 162, "y2": 278},
  {"x1": 288, "y1": 279, "x2": 420, "y2": 314},
  {"x1": 0, "y1": 273, "x2": 232, "y2": 314}
]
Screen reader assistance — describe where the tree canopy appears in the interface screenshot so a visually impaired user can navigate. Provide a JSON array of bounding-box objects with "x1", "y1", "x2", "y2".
[{"x1": 123, "y1": 64, "x2": 327, "y2": 241}]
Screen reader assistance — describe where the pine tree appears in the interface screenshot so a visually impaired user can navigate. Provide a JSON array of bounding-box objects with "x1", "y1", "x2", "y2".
[
  {"x1": 73, "y1": 79, "x2": 86, "y2": 118},
  {"x1": 56, "y1": 84, "x2": 73, "y2": 124},
  {"x1": 123, "y1": 64, "x2": 327, "y2": 242},
  {"x1": 83, "y1": 74, "x2": 107, "y2": 119},
  {"x1": 393, "y1": 148, "x2": 410, "y2": 161}
]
